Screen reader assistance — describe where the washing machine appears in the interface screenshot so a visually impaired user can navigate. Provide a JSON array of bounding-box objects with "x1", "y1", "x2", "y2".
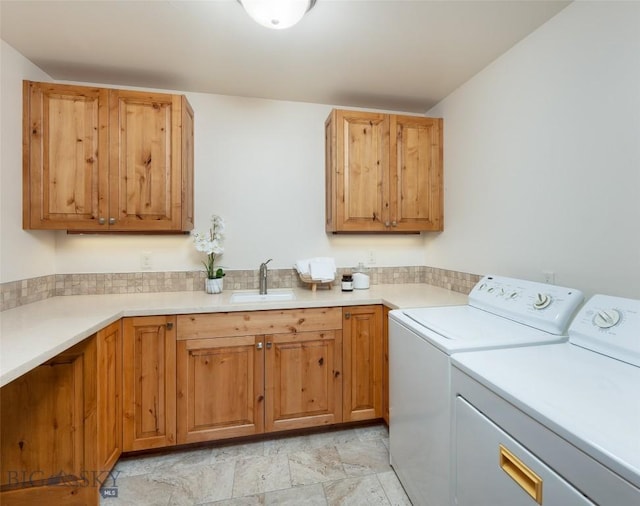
[{"x1": 389, "y1": 275, "x2": 584, "y2": 506}]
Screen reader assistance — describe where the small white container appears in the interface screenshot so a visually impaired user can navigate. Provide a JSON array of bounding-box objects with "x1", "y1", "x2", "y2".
[{"x1": 353, "y1": 272, "x2": 370, "y2": 290}]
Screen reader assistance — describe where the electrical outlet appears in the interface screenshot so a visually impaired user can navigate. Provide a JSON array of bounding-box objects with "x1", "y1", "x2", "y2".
[
  {"x1": 367, "y1": 250, "x2": 376, "y2": 265},
  {"x1": 543, "y1": 271, "x2": 555, "y2": 284},
  {"x1": 141, "y1": 252, "x2": 152, "y2": 271}
]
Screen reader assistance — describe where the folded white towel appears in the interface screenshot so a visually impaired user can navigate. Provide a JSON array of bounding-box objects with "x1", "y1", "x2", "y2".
[
  {"x1": 309, "y1": 257, "x2": 336, "y2": 282},
  {"x1": 295, "y1": 259, "x2": 310, "y2": 275}
]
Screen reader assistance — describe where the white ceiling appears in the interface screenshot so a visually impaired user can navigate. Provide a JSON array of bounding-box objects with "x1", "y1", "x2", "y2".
[{"x1": 0, "y1": 0, "x2": 570, "y2": 112}]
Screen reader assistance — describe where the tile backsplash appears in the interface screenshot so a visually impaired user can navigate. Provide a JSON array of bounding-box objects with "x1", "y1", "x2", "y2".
[
  {"x1": 1, "y1": 275, "x2": 56, "y2": 311},
  {"x1": 0, "y1": 267, "x2": 481, "y2": 312}
]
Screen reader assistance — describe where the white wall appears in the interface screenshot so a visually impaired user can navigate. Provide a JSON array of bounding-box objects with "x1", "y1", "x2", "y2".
[
  {"x1": 0, "y1": 41, "x2": 56, "y2": 283},
  {"x1": 53, "y1": 92, "x2": 428, "y2": 274},
  {"x1": 427, "y1": 1, "x2": 640, "y2": 298},
  {"x1": 5, "y1": 1, "x2": 638, "y2": 298},
  {"x1": 0, "y1": 61, "x2": 427, "y2": 278}
]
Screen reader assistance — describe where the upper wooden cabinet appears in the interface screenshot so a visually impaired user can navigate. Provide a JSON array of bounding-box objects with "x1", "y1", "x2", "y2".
[
  {"x1": 23, "y1": 81, "x2": 194, "y2": 232},
  {"x1": 325, "y1": 109, "x2": 443, "y2": 233}
]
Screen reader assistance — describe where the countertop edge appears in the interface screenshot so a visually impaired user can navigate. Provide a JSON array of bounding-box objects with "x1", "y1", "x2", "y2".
[
  {"x1": 1, "y1": 284, "x2": 467, "y2": 387},
  {"x1": 0, "y1": 312, "x2": 125, "y2": 387}
]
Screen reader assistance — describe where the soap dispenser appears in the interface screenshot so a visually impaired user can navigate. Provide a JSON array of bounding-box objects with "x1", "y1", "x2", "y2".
[{"x1": 352, "y1": 262, "x2": 370, "y2": 290}]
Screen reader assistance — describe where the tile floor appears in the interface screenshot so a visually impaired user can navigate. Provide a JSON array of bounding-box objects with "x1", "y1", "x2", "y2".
[{"x1": 100, "y1": 423, "x2": 411, "y2": 505}]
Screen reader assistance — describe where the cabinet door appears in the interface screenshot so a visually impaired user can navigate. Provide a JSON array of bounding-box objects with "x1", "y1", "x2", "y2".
[
  {"x1": 109, "y1": 90, "x2": 183, "y2": 231},
  {"x1": 382, "y1": 306, "x2": 390, "y2": 425},
  {"x1": 181, "y1": 96, "x2": 195, "y2": 231},
  {"x1": 177, "y1": 336, "x2": 264, "y2": 444},
  {"x1": 328, "y1": 109, "x2": 390, "y2": 232},
  {"x1": 0, "y1": 338, "x2": 98, "y2": 505},
  {"x1": 123, "y1": 316, "x2": 176, "y2": 451},
  {"x1": 96, "y1": 320, "x2": 122, "y2": 471},
  {"x1": 343, "y1": 305, "x2": 383, "y2": 421},
  {"x1": 265, "y1": 330, "x2": 343, "y2": 432},
  {"x1": 390, "y1": 115, "x2": 443, "y2": 231},
  {"x1": 23, "y1": 81, "x2": 109, "y2": 230}
]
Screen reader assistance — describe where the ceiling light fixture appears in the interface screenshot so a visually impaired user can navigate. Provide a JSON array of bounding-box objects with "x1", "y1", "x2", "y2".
[{"x1": 238, "y1": 0, "x2": 317, "y2": 30}]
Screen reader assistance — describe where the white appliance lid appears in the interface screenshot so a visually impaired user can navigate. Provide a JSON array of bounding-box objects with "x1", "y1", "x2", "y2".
[
  {"x1": 452, "y1": 343, "x2": 640, "y2": 488},
  {"x1": 399, "y1": 305, "x2": 566, "y2": 352}
]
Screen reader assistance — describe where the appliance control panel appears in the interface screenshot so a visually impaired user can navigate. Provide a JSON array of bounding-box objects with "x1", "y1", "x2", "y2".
[
  {"x1": 569, "y1": 294, "x2": 640, "y2": 367},
  {"x1": 469, "y1": 275, "x2": 584, "y2": 335}
]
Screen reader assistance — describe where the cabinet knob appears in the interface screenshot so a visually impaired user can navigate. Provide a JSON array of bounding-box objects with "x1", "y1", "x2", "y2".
[
  {"x1": 108, "y1": 217, "x2": 116, "y2": 225},
  {"x1": 384, "y1": 221, "x2": 390, "y2": 227},
  {"x1": 266, "y1": 342, "x2": 272, "y2": 349},
  {"x1": 256, "y1": 342, "x2": 263, "y2": 350},
  {"x1": 344, "y1": 312, "x2": 351, "y2": 319},
  {"x1": 98, "y1": 217, "x2": 106, "y2": 225},
  {"x1": 166, "y1": 322, "x2": 174, "y2": 330},
  {"x1": 391, "y1": 221, "x2": 397, "y2": 227}
]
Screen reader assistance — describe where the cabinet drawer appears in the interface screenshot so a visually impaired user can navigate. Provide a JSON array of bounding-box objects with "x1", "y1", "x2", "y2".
[
  {"x1": 177, "y1": 307, "x2": 342, "y2": 340},
  {"x1": 455, "y1": 396, "x2": 595, "y2": 506}
]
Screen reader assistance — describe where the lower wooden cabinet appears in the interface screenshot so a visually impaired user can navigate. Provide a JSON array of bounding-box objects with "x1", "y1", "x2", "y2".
[
  {"x1": 382, "y1": 306, "x2": 390, "y2": 425},
  {"x1": 265, "y1": 330, "x2": 342, "y2": 432},
  {"x1": 176, "y1": 308, "x2": 343, "y2": 443},
  {"x1": 0, "y1": 303, "x2": 387, "y2": 503},
  {"x1": 0, "y1": 322, "x2": 122, "y2": 506},
  {"x1": 176, "y1": 335, "x2": 264, "y2": 444},
  {"x1": 122, "y1": 316, "x2": 177, "y2": 451},
  {"x1": 342, "y1": 305, "x2": 384, "y2": 421},
  {"x1": 96, "y1": 321, "x2": 123, "y2": 471}
]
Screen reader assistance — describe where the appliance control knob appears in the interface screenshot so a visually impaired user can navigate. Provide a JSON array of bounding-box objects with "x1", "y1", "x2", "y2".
[
  {"x1": 593, "y1": 309, "x2": 621, "y2": 329},
  {"x1": 533, "y1": 293, "x2": 552, "y2": 310},
  {"x1": 509, "y1": 291, "x2": 519, "y2": 299}
]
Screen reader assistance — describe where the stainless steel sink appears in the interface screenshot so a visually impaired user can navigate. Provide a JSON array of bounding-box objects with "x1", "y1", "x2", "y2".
[{"x1": 229, "y1": 290, "x2": 296, "y2": 303}]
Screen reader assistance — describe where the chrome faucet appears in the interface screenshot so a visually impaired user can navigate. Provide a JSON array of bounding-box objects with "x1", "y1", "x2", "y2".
[{"x1": 259, "y1": 259, "x2": 273, "y2": 294}]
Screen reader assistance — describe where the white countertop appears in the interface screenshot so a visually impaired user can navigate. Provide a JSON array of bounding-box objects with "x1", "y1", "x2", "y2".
[{"x1": 0, "y1": 283, "x2": 467, "y2": 387}]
